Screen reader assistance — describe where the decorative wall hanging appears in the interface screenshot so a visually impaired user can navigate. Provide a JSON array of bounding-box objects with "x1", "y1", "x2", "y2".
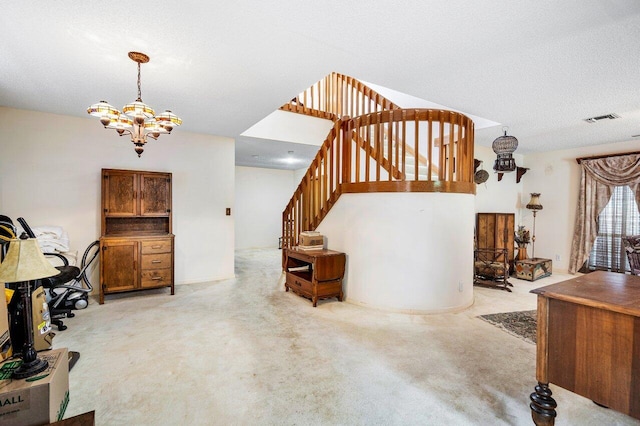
[{"x1": 474, "y1": 160, "x2": 489, "y2": 184}]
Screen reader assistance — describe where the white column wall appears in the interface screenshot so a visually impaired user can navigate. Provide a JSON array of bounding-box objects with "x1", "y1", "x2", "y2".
[
  {"x1": 0, "y1": 107, "x2": 235, "y2": 285},
  {"x1": 317, "y1": 192, "x2": 475, "y2": 313}
]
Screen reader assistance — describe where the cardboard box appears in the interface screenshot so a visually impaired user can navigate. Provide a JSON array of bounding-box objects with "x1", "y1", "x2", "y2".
[
  {"x1": 31, "y1": 287, "x2": 54, "y2": 352},
  {"x1": 0, "y1": 292, "x2": 11, "y2": 361},
  {"x1": 5, "y1": 286, "x2": 53, "y2": 355},
  {"x1": 0, "y1": 347, "x2": 69, "y2": 426},
  {"x1": 299, "y1": 233, "x2": 324, "y2": 247}
]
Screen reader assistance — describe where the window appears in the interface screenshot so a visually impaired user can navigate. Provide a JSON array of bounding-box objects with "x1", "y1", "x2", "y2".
[{"x1": 588, "y1": 185, "x2": 640, "y2": 272}]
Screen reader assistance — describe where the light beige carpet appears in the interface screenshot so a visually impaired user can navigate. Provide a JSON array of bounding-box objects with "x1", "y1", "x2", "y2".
[{"x1": 52, "y1": 249, "x2": 640, "y2": 425}]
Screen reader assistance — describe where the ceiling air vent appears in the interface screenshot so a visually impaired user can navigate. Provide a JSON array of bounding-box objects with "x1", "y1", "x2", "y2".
[{"x1": 583, "y1": 113, "x2": 620, "y2": 123}]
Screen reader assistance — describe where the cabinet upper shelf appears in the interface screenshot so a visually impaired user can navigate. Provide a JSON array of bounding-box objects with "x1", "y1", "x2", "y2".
[{"x1": 101, "y1": 169, "x2": 172, "y2": 236}]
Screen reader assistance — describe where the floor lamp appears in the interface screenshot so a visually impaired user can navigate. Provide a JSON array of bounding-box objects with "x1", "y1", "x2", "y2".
[
  {"x1": 0, "y1": 233, "x2": 60, "y2": 379},
  {"x1": 526, "y1": 193, "x2": 543, "y2": 260}
]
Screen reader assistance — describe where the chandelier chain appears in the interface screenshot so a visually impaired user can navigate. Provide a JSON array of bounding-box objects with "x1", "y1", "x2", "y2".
[{"x1": 137, "y1": 62, "x2": 142, "y2": 102}]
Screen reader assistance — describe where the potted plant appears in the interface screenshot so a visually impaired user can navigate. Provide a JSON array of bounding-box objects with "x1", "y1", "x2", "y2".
[{"x1": 515, "y1": 226, "x2": 531, "y2": 260}]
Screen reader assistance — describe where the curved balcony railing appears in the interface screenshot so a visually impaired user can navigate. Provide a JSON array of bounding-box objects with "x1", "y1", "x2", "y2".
[{"x1": 282, "y1": 75, "x2": 475, "y2": 251}]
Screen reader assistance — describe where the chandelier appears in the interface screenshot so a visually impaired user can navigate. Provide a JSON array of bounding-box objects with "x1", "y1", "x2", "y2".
[{"x1": 87, "y1": 52, "x2": 182, "y2": 157}]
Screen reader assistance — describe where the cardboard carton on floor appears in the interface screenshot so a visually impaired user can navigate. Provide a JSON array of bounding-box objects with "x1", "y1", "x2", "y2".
[{"x1": 0, "y1": 347, "x2": 69, "y2": 426}]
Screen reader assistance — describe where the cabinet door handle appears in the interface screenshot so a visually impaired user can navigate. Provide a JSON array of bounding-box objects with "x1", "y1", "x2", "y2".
[
  {"x1": 151, "y1": 277, "x2": 163, "y2": 281},
  {"x1": 151, "y1": 260, "x2": 162, "y2": 264},
  {"x1": 152, "y1": 245, "x2": 162, "y2": 249}
]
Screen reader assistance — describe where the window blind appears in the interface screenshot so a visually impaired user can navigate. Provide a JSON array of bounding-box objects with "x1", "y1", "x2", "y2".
[{"x1": 588, "y1": 185, "x2": 640, "y2": 272}]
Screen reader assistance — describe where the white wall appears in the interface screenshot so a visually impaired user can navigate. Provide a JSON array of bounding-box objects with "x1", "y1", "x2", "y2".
[
  {"x1": 474, "y1": 145, "x2": 525, "y2": 221},
  {"x1": 235, "y1": 166, "x2": 297, "y2": 249},
  {"x1": 0, "y1": 107, "x2": 235, "y2": 285},
  {"x1": 522, "y1": 139, "x2": 640, "y2": 273},
  {"x1": 474, "y1": 138, "x2": 640, "y2": 273},
  {"x1": 317, "y1": 192, "x2": 475, "y2": 313}
]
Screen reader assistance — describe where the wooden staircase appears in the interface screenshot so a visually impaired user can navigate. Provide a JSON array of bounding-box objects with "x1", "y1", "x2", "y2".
[{"x1": 281, "y1": 73, "x2": 475, "y2": 251}]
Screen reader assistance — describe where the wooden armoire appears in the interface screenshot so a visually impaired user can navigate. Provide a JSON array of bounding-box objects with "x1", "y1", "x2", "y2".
[
  {"x1": 99, "y1": 168, "x2": 175, "y2": 304},
  {"x1": 476, "y1": 213, "x2": 515, "y2": 268}
]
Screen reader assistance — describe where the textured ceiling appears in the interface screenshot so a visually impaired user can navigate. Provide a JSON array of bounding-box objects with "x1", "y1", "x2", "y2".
[{"x1": 2, "y1": 1, "x2": 640, "y2": 170}]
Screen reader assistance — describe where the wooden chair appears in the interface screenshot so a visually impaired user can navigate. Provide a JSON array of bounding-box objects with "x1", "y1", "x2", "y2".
[
  {"x1": 622, "y1": 235, "x2": 640, "y2": 275},
  {"x1": 474, "y1": 247, "x2": 513, "y2": 292}
]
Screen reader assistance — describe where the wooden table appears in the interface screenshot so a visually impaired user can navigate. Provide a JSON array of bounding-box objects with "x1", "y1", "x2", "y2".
[
  {"x1": 529, "y1": 271, "x2": 640, "y2": 425},
  {"x1": 284, "y1": 248, "x2": 345, "y2": 307}
]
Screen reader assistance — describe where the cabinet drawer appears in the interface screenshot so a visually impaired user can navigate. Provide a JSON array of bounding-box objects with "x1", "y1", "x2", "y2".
[
  {"x1": 141, "y1": 268, "x2": 172, "y2": 288},
  {"x1": 141, "y1": 253, "x2": 172, "y2": 270},
  {"x1": 141, "y1": 239, "x2": 172, "y2": 254},
  {"x1": 286, "y1": 272, "x2": 312, "y2": 293}
]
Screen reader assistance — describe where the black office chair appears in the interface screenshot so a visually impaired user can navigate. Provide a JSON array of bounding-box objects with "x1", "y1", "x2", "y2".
[
  {"x1": 0, "y1": 215, "x2": 14, "y2": 258},
  {"x1": 623, "y1": 235, "x2": 640, "y2": 275},
  {"x1": 15, "y1": 218, "x2": 84, "y2": 331},
  {"x1": 2, "y1": 216, "x2": 83, "y2": 369}
]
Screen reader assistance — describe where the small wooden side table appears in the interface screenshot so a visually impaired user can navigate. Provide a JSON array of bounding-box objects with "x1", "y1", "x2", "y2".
[
  {"x1": 514, "y1": 258, "x2": 552, "y2": 281},
  {"x1": 284, "y1": 248, "x2": 345, "y2": 307}
]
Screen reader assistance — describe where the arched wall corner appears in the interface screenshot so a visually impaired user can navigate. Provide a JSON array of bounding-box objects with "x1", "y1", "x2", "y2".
[{"x1": 316, "y1": 192, "x2": 475, "y2": 313}]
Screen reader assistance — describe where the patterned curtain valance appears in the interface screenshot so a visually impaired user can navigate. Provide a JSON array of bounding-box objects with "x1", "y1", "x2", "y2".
[{"x1": 581, "y1": 154, "x2": 640, "y2": 187}]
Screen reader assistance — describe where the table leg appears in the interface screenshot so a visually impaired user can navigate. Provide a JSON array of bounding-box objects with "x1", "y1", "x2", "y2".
[{"x1": 530, "y1": 382, "x2": 557, "y2": 425}]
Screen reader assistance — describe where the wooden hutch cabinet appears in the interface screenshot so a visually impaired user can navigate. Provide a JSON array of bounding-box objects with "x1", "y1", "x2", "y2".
[
  {"x1": 99, "y1": 168, "x2": 175, "y2": 304},
  {"x1": 476, "y1": 212, "x2": 515, "y2": 268}
]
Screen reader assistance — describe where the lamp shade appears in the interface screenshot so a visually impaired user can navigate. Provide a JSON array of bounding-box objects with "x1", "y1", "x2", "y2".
[
  {"x1": 87, "y1": 101, "x2": 119, "y2": 118},
  {"x1": 0, "y1": 237, "x2": 59, "y2": 283},
  {"x1": 526, "y1": 193, "x2": 543, "y2": 211}
]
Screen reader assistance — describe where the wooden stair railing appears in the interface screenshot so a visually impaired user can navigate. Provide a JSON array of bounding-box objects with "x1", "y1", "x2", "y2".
[
  {"x1": 282, "y1": 119, "x2": 345, "y2": 252},
  {"x1": 282, "y1": 73, "x2": 439, "y2": 181},
  {"x1": 280, "y1": 72, "x2": 400, "y2": 119},
  {"x1": 343, "y1": 109, "x2": 474, "y2": 194},
  {"x1": 282, "y1": 74, "x2": 475, "y2": 255}
]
